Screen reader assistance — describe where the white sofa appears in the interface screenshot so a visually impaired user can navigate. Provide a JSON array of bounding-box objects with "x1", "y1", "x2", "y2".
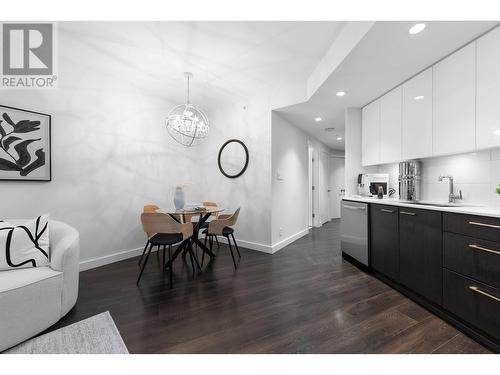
[{"x1": 0, "y1": 220, "x2": 80, "y2": 352}]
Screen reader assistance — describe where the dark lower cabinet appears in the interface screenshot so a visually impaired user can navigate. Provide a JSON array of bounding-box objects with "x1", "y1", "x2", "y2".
[
  {"x1": 365, "y1": 202, "x2": 500, "y2": 351},
  {"x1": 444, "y1": 269, "x2": 500, "y2": 342},
  {"x1": 370, "y1": 204, "x2": 399, "y2": 281},
  {"x1": 399, "y1": 207, "x2": 443, "y2": 306}
]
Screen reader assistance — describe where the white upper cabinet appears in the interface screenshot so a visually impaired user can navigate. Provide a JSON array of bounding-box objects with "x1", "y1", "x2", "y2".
[
  {"x1": 402, "y1": 68, "x2": 433, "y2": 160},
  {"x1": 379, "y1": 86, "x2": 402, "y2": 164},
  {"x1": 432, "y1": 43, "x2": 476, "y2": 156},
  {"x1": 477, "y1": 26, "x2": 500, "y2": 149},
  {"x1": 361, "y1": 99, "x2": 380, "y2": 166}
]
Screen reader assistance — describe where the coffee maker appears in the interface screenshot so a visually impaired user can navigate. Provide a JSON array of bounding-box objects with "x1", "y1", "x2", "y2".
[{"x1": 357, "y1": 173, "x2": 389, "y2": 197}]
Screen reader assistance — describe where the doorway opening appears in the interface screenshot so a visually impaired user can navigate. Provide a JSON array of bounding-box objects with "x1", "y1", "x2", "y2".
[{"x1": 329, "y1": 155, "x2": 345, "y2": 219}]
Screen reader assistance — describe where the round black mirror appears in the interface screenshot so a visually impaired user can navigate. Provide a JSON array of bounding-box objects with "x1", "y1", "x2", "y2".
[{"x1": 218, "y1": 139, "x2": 249, "y2": 179}]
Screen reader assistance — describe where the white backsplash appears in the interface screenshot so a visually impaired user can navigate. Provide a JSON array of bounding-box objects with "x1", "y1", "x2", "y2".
[{"x1": 378, "y1": 149, "x2": 500, "y2": 207}]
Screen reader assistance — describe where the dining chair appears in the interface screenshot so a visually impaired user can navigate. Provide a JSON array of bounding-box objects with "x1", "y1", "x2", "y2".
[
  {"x1": 143, "y1": 204, "x2": 160, "y2": 213},
  {"x1": 202, "y1": 208, "x2": 241, "y2": 269},
  {"x1": 202, "y1": 201, "x2": 219, "y2": 216},
  {"x1": 199, "y1": 201, "x2": 221, "y2": 248},
  {"x1": 139, "y1": 204, "x2": 161, "y2": 266},
  {"x1": 138, "y1": 212, "x2": 193, "y2": 288}
]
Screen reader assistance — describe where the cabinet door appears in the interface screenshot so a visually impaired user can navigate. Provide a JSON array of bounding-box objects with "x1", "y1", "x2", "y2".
[
  {"x1": 380, "y1": 87, "x2": 402, "y2": 164},
  {"x1": 370, "y1": 204, "x2": 399, "y2": 281},
  {"x1": 477, "y1": 26, "x2": 500, "y2": 149},
  {"x1": 433, "y1": 43, "x2": 476, "y2": 156},
  {"x1": 402, "y1": 68, "x2": 433, "y2": 160},
  {"x1": 399, "y1": 208, "x2": 443, "y2": 305},
  {"x1": 361, "y1": 100, "x2": 380, "y2": 166}
]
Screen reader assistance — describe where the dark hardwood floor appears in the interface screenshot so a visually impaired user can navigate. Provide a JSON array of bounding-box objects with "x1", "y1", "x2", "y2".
[{"x1": 52, "y1": 219, "x2": 490, "y2": 353}]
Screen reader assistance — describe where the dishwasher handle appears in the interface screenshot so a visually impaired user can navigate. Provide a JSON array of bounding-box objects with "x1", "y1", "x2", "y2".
[{"x1": 342, "y1": 203, "x2": 367, "y2": 211}]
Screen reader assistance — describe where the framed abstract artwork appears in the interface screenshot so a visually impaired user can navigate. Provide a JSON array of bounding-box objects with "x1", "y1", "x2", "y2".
[{"x1": 0, "y1": 105, "x2": 51, "y2": 181}]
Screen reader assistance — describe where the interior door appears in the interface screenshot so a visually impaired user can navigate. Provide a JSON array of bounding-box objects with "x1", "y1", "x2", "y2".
[
  {"x1": 319, "y1": 151, "x2": 330, "y2": 225},
  {"x1": 330, "y1": 156, "x2": 345, "y2": 219},
  {"x1": 308, "y1": 145, "x2": 315, "y2": 227}
]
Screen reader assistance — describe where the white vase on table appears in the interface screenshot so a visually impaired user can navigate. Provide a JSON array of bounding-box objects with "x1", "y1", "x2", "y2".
[{"x1": 173, "y1": 186, "x2": 185, "y2": 210}]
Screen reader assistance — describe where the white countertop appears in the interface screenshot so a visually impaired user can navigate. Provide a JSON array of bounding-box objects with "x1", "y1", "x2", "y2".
[{"x1": 342, "y1": 196, "x2": 500, "y2": 219}]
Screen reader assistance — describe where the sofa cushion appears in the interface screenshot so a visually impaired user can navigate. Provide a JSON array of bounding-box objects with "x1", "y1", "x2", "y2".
[
  {"x1": 0, "y1": 215, "x2": 50, "y2": 271},
  {"x1": 0, "y1": 266, "x2": 62, "y2": 293},
  {"x1": 0, "y1": 267, "x2": 63, "y2": 352}
]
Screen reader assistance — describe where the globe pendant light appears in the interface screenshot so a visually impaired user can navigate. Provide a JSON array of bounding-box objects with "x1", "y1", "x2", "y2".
[{"x1": 166, "y1": 72, "x2": 210, "y2": 147}]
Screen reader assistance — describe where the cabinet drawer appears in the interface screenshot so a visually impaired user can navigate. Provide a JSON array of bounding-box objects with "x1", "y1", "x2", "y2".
[
  {"x1": 443, "y1": 213, "x2": 500, "y2": 242},
  {"x1": 444, "y1": 269, "x2": 500, "y2": 342},
  {"x1": 444, "y1": 232, "x2": 500, "y2": 289}
]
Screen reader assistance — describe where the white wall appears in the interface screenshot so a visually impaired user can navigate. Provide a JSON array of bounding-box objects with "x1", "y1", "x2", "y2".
[
  {"x1": 271, "y1": 112, "x2": 337, "y2": 251},
  {"x1": 271, "y1": 112, "x2": 309, "y2": 249},
  {"x1": 378, "y1": 149, "x2": 500, "y2": 206},
  {"x1": 194, "y1": 96, "x2": 272, "y2": 249},
  {"x1": 0, "y1": 23, "x2": 273, "y2": 268},
  {"x1": 344, "y1": 107, "x2": 377, "y2": 196}
]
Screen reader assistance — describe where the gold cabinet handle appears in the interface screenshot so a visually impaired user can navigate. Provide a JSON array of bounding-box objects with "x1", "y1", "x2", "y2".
[
  {"x1": 468, "y1": 244, "x2": 500, "y2": 256},
  {"x1": 469, "y1": 221, "x2": 500, "y2": 230},
  {"x1": 381, "y1": 209, "x2": 395, "y2": 213},
  {"x1": 469, "y1": 286, "x2": 500, "y2": 302},
  {"x1": 400, "y1": 211, "x2": 417, "y2": 216}
]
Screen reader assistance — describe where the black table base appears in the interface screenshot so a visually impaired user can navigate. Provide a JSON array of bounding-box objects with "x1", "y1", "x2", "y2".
[{"x1": 165, "y1": 212, "x2": 216, "y2": 271}]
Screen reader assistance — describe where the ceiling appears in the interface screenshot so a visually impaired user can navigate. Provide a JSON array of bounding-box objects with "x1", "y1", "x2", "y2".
[
  {"x1": 276, "y1": 21, "x2": 499, "y2": 151},
  {"x1": 60, "y1": 21, "x2": 345, "y2": 106}
]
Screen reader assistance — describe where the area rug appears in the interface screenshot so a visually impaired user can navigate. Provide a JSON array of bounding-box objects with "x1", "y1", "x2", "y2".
[{"x1": 5, "y1": 311, "x2": 129, "y2": 354}]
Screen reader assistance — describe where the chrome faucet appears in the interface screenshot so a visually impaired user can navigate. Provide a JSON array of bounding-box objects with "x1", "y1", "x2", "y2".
[{"x1": 438, "y1": 175, "x2": 463, "y2": 203}]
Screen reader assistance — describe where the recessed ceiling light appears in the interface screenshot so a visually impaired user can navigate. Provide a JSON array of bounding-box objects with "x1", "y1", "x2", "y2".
[
  {"x1": 409, "y1": 23, "x2": 426, "y2": 35},
  {"x1": 336, "y1": 91, "x2": 346, "y2": 97},
  {"x1": 324, "y1": 127, "x2": 335, "y2": 132},
  {"x1": 315, "y1": 117, "x2": 322, "y2": 122},
  {"x1": 414, "y1": 95, "x2": 424, "y2": 100},
  {"x1": 337, "y1": 137, "x2": 343, "y2": 141}
]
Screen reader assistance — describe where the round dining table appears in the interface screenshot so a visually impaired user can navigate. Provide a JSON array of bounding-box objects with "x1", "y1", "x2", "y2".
[{"x1": 159, "y1": 206, "x2": 225, "y2": 271}]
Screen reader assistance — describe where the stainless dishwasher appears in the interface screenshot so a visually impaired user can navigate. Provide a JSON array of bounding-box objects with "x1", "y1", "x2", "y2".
[{"x1": 340, "y1": 200, "x2": 369, "y2": 266}]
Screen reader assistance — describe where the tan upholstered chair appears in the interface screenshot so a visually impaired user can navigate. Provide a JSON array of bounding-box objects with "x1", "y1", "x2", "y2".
[
  {"x1": 138, "y1": 212, "x2": 193, "y2": 288},
  {"x1": 139, "y1": 204, "x2": 161, "y2": 266},
  {"x1": 143, "y1": 204, "x2": 160, "y2": 213},
  {"x1": 198, "y1": 201, "x2": 221, "y2": 248},
  {"x1": 202, "y1": 201, "x2": 219, "y2": 218},
  {"x1": 202, "y1": 208, "x2": 241, "y2": 269}
]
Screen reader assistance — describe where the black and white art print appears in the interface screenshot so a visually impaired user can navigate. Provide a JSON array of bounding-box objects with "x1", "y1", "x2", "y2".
[{"x1": 0, "y1": 105, "x2": 51, "y2": 181}]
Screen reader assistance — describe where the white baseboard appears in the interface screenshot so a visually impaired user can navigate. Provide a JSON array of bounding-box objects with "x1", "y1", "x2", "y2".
[
  {"x1": 79, "y1": 229, "x2": 309, "y2": 271},
  {"x1": 80, "y1": 246, "x2": 146, "y2": 271},
  {"x1": 215, "y1": 236, "x2": 273, "y2": 254},
  {"x1": 80, "y1": 237, "x2": 273, "y2": 271},
  {"x1": 271, "y1": 228, "x2": 309, "y2": 253}
]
